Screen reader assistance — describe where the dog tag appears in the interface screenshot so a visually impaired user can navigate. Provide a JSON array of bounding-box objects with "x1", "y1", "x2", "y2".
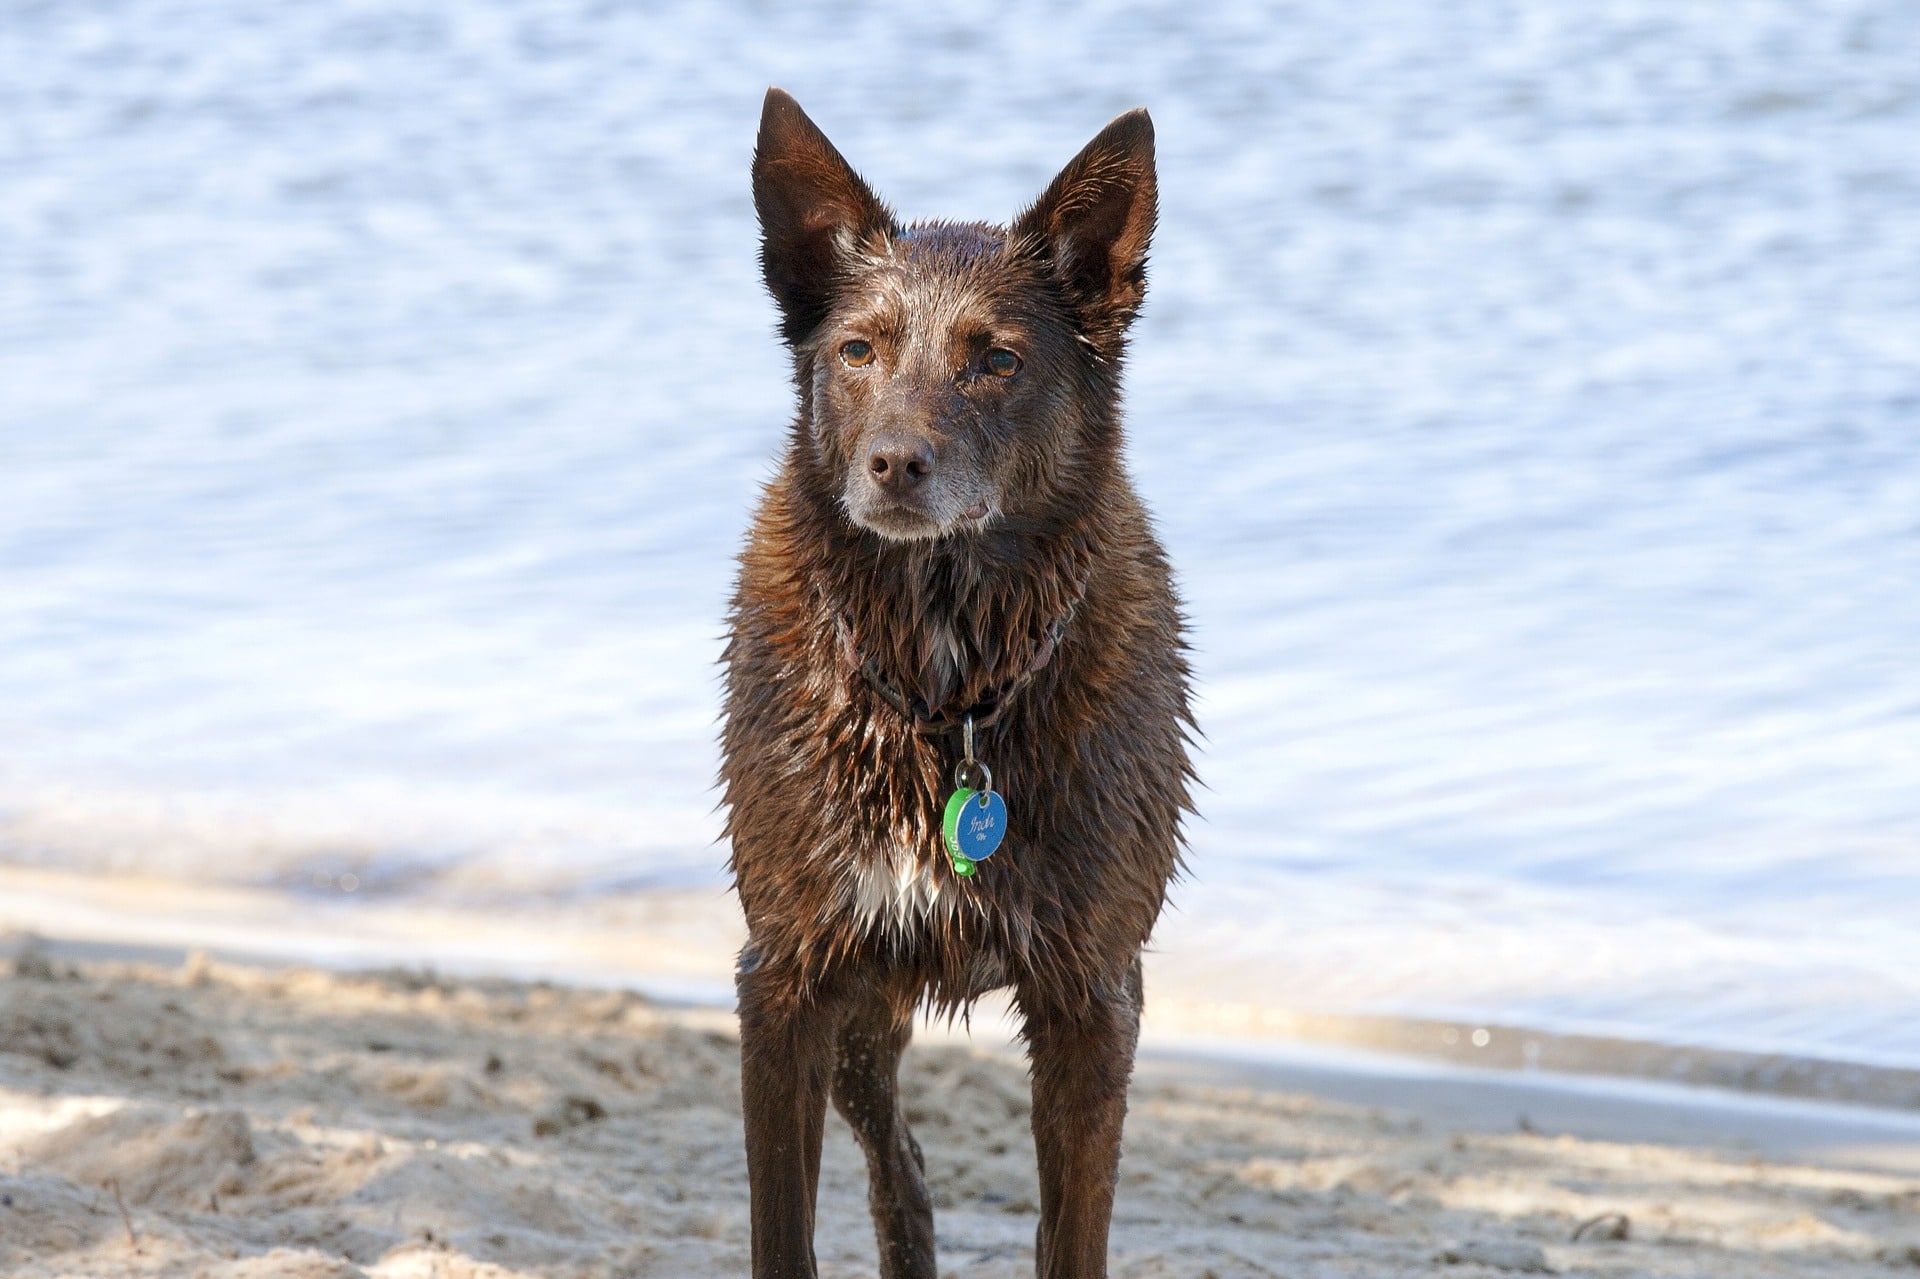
[{"x1": 943, "y1": 786, "x2": 1007, "y2": 876}]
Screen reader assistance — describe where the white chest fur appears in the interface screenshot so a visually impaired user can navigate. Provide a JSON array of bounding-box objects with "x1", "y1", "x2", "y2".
[{"x1": 842, "y1": 847, "x2": 961, "y2": 939}]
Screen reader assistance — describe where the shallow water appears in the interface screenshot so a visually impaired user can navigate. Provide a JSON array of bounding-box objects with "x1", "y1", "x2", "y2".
[{"x1": 3, "y1": 1, "x2": 1918, "y2": 1065}]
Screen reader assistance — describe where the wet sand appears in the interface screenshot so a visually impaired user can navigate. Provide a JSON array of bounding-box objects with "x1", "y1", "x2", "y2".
[{"x1": 7, "y1": 863, "x2": 1919, "y2": 1117}]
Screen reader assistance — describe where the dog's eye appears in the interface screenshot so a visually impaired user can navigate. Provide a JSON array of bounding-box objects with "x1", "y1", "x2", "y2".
[
  {"x1": 840, "y1": 340, "x2": 875, "y2": 368},
  {"x1": 986, "y1": 349, "x2": 1021, "y2": 378}
]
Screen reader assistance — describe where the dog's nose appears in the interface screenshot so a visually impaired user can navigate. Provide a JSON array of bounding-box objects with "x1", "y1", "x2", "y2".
[{"x1": 867, "y1": 433, "x2": 936, "y2": 492}]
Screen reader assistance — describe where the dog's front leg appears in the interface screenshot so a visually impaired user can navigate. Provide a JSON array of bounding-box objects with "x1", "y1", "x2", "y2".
[
  {"x1": 1019, "y1": 956, "x2": 1143, "y2": 1279},
  {"x1": 831, "y1": 985, "x2": 936, "y2": 1279},
  {"x1": 738, "y1": 961, "x2": 835, "y2": 1279}
]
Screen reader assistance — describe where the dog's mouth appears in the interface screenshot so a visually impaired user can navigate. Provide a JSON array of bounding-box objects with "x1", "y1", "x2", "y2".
[
  {"x1": 860, "y1": 502, "x2": 943, "y2": 538},
  {"x1": 847, "y1": 492, "x2": 995, "y2": 542}
]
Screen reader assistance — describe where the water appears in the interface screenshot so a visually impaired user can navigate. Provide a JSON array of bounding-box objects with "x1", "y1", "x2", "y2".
[{"x1": 3, "y1": 1, "x2": 1918, "y2": 1067}]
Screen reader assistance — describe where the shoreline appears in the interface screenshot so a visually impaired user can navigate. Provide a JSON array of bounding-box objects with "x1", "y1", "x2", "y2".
[
  {"x1": 15, "y1": 928, "x2": 1920, "y2": 1178},
  {"x1": 4, "y1": 862, "x2": 1917, "y2": 1126}
]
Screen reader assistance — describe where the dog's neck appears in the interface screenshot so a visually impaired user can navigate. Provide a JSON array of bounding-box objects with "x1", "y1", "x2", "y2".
[
  {"x1": 831, "y1": 562, "x2": 1084, "y2": 735},
  {"x1": 773, "y1": 467, "x2": 1103, "y2": 729},
  {"x1": 826, "y1": 523, "x2": 1094, "y2": 728}
]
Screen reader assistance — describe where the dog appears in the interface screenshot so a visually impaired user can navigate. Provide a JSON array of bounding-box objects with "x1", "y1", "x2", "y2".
[{"x1": 722, "y1": 88, "x2": 1194, "y2": 1279}]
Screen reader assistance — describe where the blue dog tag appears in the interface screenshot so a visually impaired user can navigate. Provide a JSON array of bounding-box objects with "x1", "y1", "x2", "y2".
[{"x1": 942, "y1": 788, "x2": 1007, "y2": 875}]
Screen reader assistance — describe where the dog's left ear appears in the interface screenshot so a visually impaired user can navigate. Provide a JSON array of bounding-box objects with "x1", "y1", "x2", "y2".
[
  {"x1": 753, "y1": 88, "x2": 897, "y2": 346},
  {"x1": 1013, "y1": 109, "x2": 1157, "y2": 346}
]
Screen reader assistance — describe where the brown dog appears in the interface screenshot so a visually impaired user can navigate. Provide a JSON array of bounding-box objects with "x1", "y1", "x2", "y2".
[{"x1": 722, "y1": 88, "x2": 1194, "y2": 1279}]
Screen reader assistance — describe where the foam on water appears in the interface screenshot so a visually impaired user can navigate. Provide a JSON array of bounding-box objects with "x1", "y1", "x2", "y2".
[{"x1": 3, "y1": 1, "x2": 1918, "y2": 1066}]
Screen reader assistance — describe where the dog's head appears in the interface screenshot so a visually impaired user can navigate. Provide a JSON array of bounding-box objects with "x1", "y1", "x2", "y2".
[{"x1": 752, "y1": 88, "x2": 1156, "y2": 543}]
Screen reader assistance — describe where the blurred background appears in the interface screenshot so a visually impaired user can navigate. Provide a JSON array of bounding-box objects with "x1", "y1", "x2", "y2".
[{"x1": 2, "y1": 0, "x2": 1917, "y2": 1076}]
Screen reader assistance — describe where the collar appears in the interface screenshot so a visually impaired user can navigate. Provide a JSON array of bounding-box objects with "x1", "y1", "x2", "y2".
[{"x1": 834, "y1": 592, "x2": 1081, "y2": 736}]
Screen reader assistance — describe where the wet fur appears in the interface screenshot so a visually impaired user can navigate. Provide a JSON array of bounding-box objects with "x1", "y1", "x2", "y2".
[{"x1": 723, "y1": 88, "x2": 1194, "y2": 1279}]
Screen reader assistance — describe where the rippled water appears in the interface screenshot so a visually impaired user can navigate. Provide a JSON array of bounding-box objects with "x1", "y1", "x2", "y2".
[{"x1": 3, "y1": 1, "x2": 1918, "y2": 1065}]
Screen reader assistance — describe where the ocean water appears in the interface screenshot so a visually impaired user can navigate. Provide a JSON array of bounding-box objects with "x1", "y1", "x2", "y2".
[{"x1": 3, "y1": 1, "x2": 1918, "y2": 1066}]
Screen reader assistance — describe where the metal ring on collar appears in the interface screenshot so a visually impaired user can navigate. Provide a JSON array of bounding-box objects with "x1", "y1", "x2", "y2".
[{"x1": 953, "y1": 758, "x2": 993, "y2": 796}]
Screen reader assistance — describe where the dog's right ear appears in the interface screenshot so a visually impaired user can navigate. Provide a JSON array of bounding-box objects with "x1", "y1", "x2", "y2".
[{"x1": 752, "y1": 89, "x2": 895, "y2": 346}]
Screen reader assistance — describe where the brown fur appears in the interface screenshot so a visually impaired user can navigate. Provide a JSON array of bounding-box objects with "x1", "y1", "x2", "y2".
[{"x1": 722, "y1": 88, "x2": 1194, "y2": 1279}]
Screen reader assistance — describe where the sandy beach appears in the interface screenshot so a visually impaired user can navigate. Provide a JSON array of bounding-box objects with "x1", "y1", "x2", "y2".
[{"x1": 4, "y1": 948, "x2": 1917, "y2": 1278}]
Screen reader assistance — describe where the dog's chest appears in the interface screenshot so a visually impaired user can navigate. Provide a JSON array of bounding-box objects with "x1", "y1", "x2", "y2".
[
  {"x1": 838, "y1": 847, "x2": 1010, "y2": 992},
  {"x1": 840, "y1": 845, "x2": 959, "y2": 938}
]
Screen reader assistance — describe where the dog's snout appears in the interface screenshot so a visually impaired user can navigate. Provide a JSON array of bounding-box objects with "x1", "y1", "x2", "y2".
[{"x1": 866, "y1": 433, "x2": 936, "y2": 493}]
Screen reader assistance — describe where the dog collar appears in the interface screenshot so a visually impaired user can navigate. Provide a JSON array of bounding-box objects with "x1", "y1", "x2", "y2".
[{"x1": 833, "y1": 596, "x2": 1078, "y2": 737}]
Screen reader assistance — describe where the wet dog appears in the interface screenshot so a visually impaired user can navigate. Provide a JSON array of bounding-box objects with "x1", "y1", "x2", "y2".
[{"x1": 722, "y1": 88, "x2": 1193, "y2": 1279}]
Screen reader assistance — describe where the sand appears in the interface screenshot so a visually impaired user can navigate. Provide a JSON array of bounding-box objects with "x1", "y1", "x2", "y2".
[{"x1": 3, "y1": 951, "x2": 1918, "y2": 1278}]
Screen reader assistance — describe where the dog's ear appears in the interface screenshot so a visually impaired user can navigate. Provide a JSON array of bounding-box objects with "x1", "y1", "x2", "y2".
[
  {"x1": 752, "y1": 88, "x2": 895, "y2": 346},
  {"x1": 1013, "y1": 108, "x2": 1157, "y2": 346}
]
